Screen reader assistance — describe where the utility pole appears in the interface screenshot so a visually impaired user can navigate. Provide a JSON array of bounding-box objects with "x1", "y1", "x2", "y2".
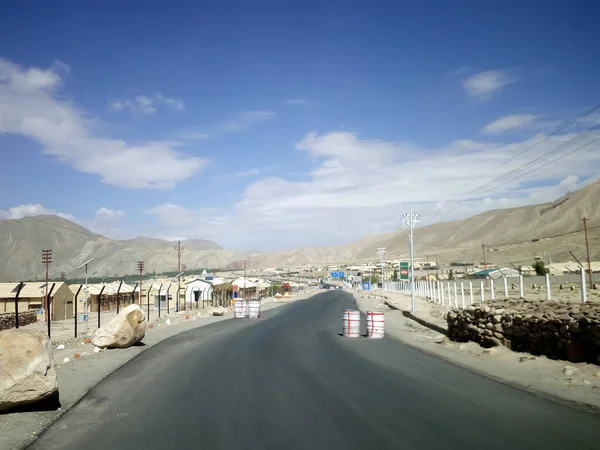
[
  {"x1": 583, "y1": 217, "x2": 593, "y2": 289},
  {"x1": 377, "y1": 247, "x2": 386, "y2": 289},
  {"x1": 175, "y1": 240, "x2": 184, "y2": 275},
  {"x1": 482, "y1": 243, "x2": 488, "y2": 287},
  {"x1": 137, "y1": 261, "x2": 145, "y2": 307},
  {"x1": 400, "y1": 209, "x2": 420, "y2": 313},
  {"x1": 41, "y1": 249, "x2": 52, "y2": 322}
]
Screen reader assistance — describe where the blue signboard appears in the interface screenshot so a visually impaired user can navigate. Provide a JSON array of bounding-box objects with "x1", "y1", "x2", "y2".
[
  {"x1": 205, "y1": 276, "x2": 214, "y2": 281},
  {"x1": 330, "y1": 272, "x2": 346, "y2": 278},
  {"x1": 362, "y1": 281, "x2": 371, "y2": 291}
]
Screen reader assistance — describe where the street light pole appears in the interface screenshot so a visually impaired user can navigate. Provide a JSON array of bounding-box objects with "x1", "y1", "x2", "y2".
[{"x1": 401, "y1": 208, "x2": 420, "y2": 313}]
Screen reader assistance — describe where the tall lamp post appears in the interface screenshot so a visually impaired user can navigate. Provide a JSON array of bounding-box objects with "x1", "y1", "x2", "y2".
[{"x1": 399, "y1": 209, "x2": 420, "y2": 313}]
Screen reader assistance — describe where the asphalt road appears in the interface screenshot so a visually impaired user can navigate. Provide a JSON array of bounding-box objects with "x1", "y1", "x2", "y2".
[{"x1": 30, "y1": 291, "x2": 600, "y2": 450}]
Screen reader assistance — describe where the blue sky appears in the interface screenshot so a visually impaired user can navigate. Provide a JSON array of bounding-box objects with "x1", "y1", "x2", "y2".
[{"x1": 1, "y1": 1, "x2": 599, "y2": 250}]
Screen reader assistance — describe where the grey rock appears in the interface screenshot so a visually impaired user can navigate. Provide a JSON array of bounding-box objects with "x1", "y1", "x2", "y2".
[{"x1": 563, "y1": 366, "x2": 579, "y2": 377}]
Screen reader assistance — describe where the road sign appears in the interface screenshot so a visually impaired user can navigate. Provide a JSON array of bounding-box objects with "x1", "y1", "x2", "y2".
[
  {"x1": 205, "y1": 276, "x2": 214, "y2": 281},
  {"x1": 400, "y1": 261, "x2": 409, "y2": 280},
  {"x1": 362, "y1": 281, "x2": 371, "y2": 291},
  {"x1": 330, "y1": 271, "x2": 345, "y2": 278}
]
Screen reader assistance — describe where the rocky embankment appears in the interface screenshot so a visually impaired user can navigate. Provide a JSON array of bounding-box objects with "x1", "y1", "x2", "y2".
[{"x1": 447, "y1": 299, "x2": 600, "y2": 364}]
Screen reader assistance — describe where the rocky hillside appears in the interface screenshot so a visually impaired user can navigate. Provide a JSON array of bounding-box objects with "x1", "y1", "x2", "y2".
[
  {"x1": 234, "y1": 180, "x2": 600, "y2": 269},
  {"x1": 0, "y1": 215, "x2": 242, "y2": 281}
]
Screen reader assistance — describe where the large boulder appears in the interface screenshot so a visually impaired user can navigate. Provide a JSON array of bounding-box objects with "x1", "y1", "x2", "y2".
[
  {"x1": 92, "y1": 304, "x2": 146, "y2": 349},
  {"x1": 0, "y1": 329, "x2": 58, "y2": 412}
]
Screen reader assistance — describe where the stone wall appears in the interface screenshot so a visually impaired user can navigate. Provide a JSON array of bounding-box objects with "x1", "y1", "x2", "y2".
[
  {"x1": 447, "y1": 298, "x2": 600, "y2": 365},
  {"x1": 0, "y1": 311, "x2": 37, "y2": 331}
]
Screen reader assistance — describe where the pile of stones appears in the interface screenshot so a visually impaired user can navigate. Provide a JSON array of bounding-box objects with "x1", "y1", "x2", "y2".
[{"x1": 446, "y1": 298, "x2": 600, "y2": 364}]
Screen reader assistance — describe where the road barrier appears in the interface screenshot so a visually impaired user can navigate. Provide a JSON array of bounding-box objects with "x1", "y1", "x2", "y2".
[
  {"x1": 234, "y1": 300, "x2": 248, "y2": 319},
  {"x1": 342, "y1": 310, "x2": 361, "y2": 337},
  {"x1": 366, "y1": 311, "x2": 385, "y2": 339},
  {"x1": 248, "y1": 300, "x2": 261, "y2": 318}
]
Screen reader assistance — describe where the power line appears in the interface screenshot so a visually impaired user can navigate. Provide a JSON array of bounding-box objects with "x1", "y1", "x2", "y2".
[
  {"x1": 429, "y1": 103, "x2": 600, "y2": 211},
  {"x1": 432, "y1": 124, "x2": 600, "y2": 213}
]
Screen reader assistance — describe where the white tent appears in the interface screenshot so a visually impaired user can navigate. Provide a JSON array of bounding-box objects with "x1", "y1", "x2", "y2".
[{"x1": 184, "y1": 278, "x2": 213, "y2": 304}]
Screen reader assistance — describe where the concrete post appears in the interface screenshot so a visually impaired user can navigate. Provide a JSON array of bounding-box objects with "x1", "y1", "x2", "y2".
[
  {"x1": 545, "y1": 273, "x2": 551, "y2": 301},
  {"x1": 503, "y1": 277, "x2": 508, "y2": 298},
  {"x1": 469, "y1": 281, "x2": 474, "y2": 304},
  {"x1": 581, "y1": 267, "x2": 587, "y2": 303},
  {"x1": 519, "y1": 275, "x2": 524, "y2": 298},
  {"x1": 460, "y1": 282, "x2": 465, "y2": 308},
  {"x1": 447, "y1": 282, "x2": 452, "y2": 306},
  {"x1": 480, "y1": 280, "x2": 485, "y2": 302},
  {"x1": 490, "y1": 278, "x2": 495, "y2": 301},
  {"x1": 440, "y1": 281, "x2": 445, "y2": 305},
  {"x1": 453, "y1": 282, "x2": 458, "y2": 307}
]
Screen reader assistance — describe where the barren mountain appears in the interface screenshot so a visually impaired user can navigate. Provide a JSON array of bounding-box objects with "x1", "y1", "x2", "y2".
[
  {"x1": 233, "y1": 180, "x2": 600, "y2": 269},
  {"x1": 0, "y1": 215, "x2": 241, "y2": 282},
  {"x1": 2, "y1": 181, "x2": 599, "y2": 281}
]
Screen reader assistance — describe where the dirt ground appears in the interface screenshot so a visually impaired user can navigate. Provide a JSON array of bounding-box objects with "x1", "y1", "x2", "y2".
[
  {"x1": 353, "y1": 288, "x2": 600, "y2": 414},
  {"x1": 0, "y1": 291, "x2": 315, "y2": 450}
]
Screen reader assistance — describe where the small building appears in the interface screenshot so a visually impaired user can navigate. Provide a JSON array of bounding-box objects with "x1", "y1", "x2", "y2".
[
  {"x1": 0, "y1": 281, "x2": 74, "y2": 321},
  {"x1": 232, "y1": 278, "x2": 257, "y2": 299},
  {"x1": 184, "y1": 278, "x2": 214, "y2": 306}
]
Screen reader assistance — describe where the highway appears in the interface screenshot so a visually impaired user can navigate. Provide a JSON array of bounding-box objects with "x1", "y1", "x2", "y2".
[{"x1": 30, "y1": 291, "x2": 600, "y2": 450}]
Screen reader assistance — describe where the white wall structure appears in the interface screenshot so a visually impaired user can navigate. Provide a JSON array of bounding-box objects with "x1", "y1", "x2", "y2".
[{"x1": 184, "y1": 278, "x2": 214, "y2": 304}]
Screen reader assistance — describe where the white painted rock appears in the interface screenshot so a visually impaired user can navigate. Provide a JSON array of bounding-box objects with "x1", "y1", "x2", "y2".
[
  {"x1": 63, "y1": 357, "x2": 70, "y2": 364},
  {"x1": 165, "y1": 319, "x2": 171, "y2": 325},
  {"x1": 93, "y1": 347, "x2": 101, "y2": 353},
  {"x1": 92, "y1": 304, "x2": 146, "y2": 349},
  {"x1": 0, "y1": 329, "x2": 58, "y2": 412},
  {"x1": 56, "y1": 344, "x2": 65, "y2": 351}
]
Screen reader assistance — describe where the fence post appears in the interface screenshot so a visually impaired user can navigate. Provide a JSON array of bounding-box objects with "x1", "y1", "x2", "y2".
[
  {"x1": 581, "y1": 268, "x2": 588, "y2": 303},
  {"x1": 503, "y1": 277, "x2": 508, "y2": 298},
  {"x1": 453, "y1": 282, "x2": 458, "y2": 307},
  {"x1": 490, "y1": 278, "x2": 495, "y2": 301},
  {"x1": 97, "y1": 286, "x2": 105, "y2": 330},
  {"x1": 432, "y1": 281, "x2": 437, "y2": 303},
  {"x1": 147, "y1": 284, "x2": 153, "y2": 322},
  {"x1": 440, "y1": 281, "x2": 445, "y2": 305},
  {"x1": 166, "y1": 283, "x2": 172, "y2": 314},
  {"x1": 545, "y1": 274, "x2": 551, "y2": 301},
  {"x1": 116, "y1": 281, "x2": 122, "y2": 314},
  {"x1": 157, "y1": 283, "x2": 163, "y2": 318},
  {"x1": 480, "y1": 280, "x2": 485, "y2": 302},
  {"x1": 519, "y1": 275, "x2": 524, "y2": 298},
  {"x1": 46, "y1": 283, "x2": 56, "y2": 338},
  {"x1": 469, "y1": 281, "x2": 474, "y2": 304},
  {"x1": 461, "y1": 282, "x2": 465, "y2": 308},
  {"x1": 447, "y1": 282, "x2": 452, "y2": 306},
  {"x1": 14, "y1": 282, "x2": 24, "y2": 329},
  {"x1": 74, "y1": 285, "x2": 82, "y2": 338}
]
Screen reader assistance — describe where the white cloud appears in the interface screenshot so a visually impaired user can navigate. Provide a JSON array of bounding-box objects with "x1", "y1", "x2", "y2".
[
  {"x1": 0, "y1": 203, "x2": 74, "y2": 220},
  {"x1": 483, "y1": 114, "x2": 542, "y2": 134},
  {"x1": 0, "y1": 58, "x2": 206, "y2": 189},
  {"x1": 462, "y1": 70, "x2": 516, "y2": 100},
  {"x1": 108, "y1": 92, "x2": 184, "y2": 115},
  {"x1": 95, "y1": 207, "x2": 125, "y2": 222},
  {"x1": 218, "y1": 110, "x2": 275, "y2": 133},
  {"x1": 284, "y1": 98, "x2": 311, "y2": 106},
  {"x1": 142, "y1": 129, "x2": 600, "y2": 249}
]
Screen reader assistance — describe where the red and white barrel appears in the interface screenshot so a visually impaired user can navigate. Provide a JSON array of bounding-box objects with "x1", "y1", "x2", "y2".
[
  {"x1": 366, "y1": 311, "x2": 385, "y2": 339},
  {"x1": 234, "y1": 300, "x2": 248, "y2": 319},
  {"x1": 247, "y1": 300, "x2": 261, "y2": 318},
  {"x1": 342, "y1": 309, "x2": 361, "y2": 337}
]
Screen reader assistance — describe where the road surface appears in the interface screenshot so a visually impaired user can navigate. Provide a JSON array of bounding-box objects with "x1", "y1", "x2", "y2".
[{"x1": 30, "y1": 291, "x2": 600, "y2": 449}]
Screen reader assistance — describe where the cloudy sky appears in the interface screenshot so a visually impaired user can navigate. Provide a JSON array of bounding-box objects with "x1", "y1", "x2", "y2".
[{"x1": 1, "y1": 1, "x2": 599, "y2": 250}]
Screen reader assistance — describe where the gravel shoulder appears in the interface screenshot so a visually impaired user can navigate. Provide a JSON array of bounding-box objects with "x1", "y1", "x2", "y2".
[
  {"x1": 352, "y1": 289, "x2": 600, "y2": 413},
  {"x1": 0, "y1": 293, "x2": 313, "y2": 450}
]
